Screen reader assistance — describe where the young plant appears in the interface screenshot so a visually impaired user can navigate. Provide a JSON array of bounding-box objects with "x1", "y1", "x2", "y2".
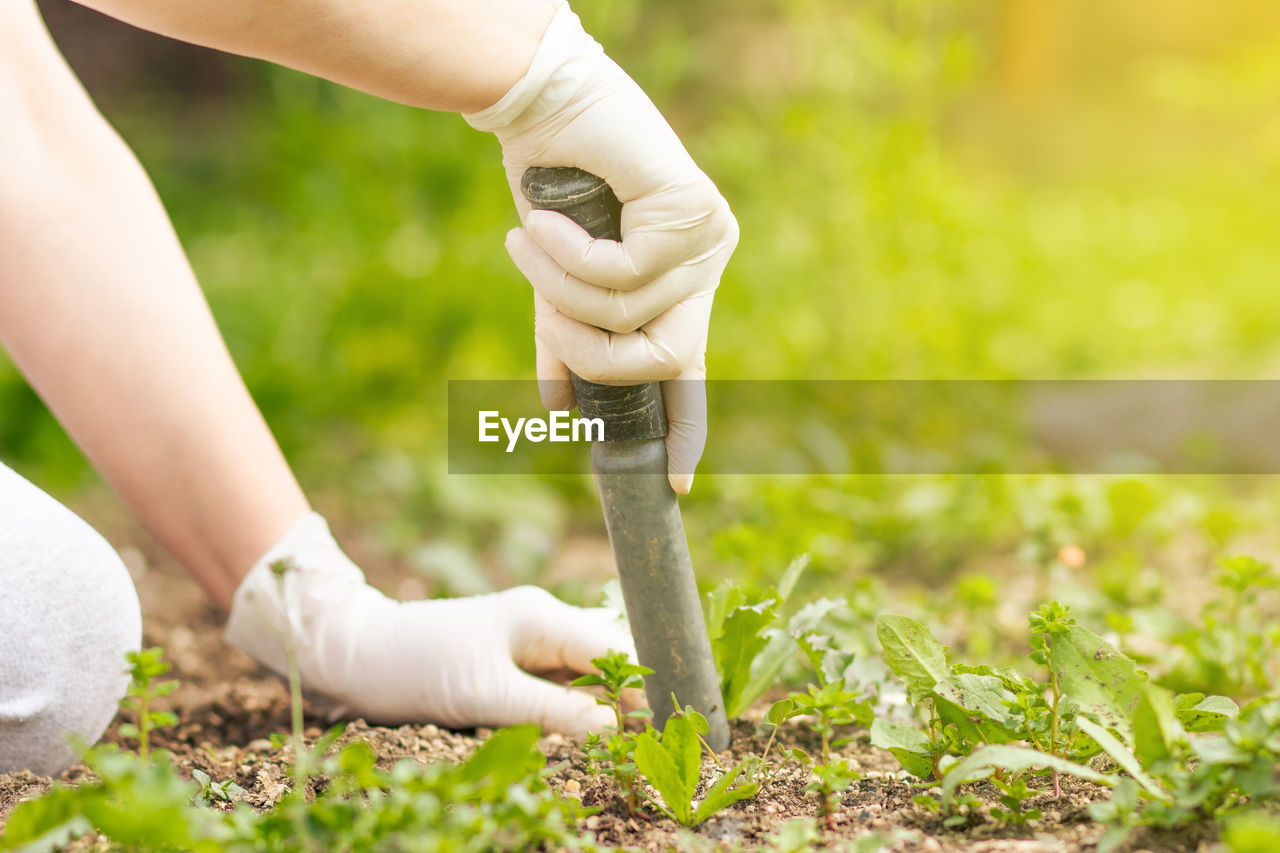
[
  {"x1": 1166, "y1": 555, "x2": 1280, "y2": 698},
  {"x1": 118, "y1": 647, "x2": 179, "y2": 758},
  {"x1": 804, "y1": 756, "x2": 858, "y2": 830},
  {"x1": 934, "y1": 607, "x2": 1259, "y2": 847},
  {"x1": 990, "y1": 776, "x2": 1042, "y2": 825},
  {"x1": 1028, "y1": 600, "x2": 1075, "y2": 797},
  {"x1": 191, "y1": 768, "x2": 245, "y2": 806},
  {"x1": 572, "y1": 650, "x2": 653, "y2": 813},
  {"x1": 706, "y1": 554, "x2": 809, "y2": 718},
  {"x1": 790, "y1": 632, "x2": 873, "y2": 764},
  {"x1": 1, "y1": 662, "x2": 599, "y2": 853},
  {"x1": 631, "y1": 706, "x2": 758, "y2": 826},
  {"x1": 755, "y1": 697, "x2": 811, "y2": 786},
  {"x1": 872, "y1": 614, "x2": 1016, "y2": 780}
]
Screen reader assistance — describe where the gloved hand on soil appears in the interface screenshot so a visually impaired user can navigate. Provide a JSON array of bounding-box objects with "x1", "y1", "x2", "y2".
[
  {"x1": 464, "y1": 2, "x2": 739, "y2": 495},
  {"x1": 225, "y1": 513, "x2": 636, "y2": 735}
]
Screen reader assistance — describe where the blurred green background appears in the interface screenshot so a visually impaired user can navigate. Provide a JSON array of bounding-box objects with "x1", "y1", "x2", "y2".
[{"x1": 5, "y1": 0, "x2": 1280, "y2": 662}]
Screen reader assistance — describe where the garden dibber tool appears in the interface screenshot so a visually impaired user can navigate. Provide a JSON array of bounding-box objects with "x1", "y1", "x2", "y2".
[{"x1": 521, "y1": 166, "x2": 731, "y2": 751}]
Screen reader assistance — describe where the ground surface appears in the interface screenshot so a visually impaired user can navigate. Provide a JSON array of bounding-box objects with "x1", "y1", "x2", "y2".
[{"x1": 0, "y1": 507, "x2": 1220, "y2": 852}]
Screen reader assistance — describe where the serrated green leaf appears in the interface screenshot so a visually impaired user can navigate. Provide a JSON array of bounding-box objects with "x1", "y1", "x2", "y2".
[
  {"x1": 715, "y1": 599, "x2": 779, "y2": 718},
  {"x1": 705, "y1": 582, "x2": 746, "y2": 641},
  {"x1": 933, "y1": 673, "x2": 1019, "y2": 745},
  {"x1": 876, "y1": 614, "x2": 949, "y2": 703},
  {"x1": 1049, "y1": 625, "x2": 1144, "y2": 744},
  {"x1": 776, "y1": 554, "x2": 810, "y2": 602},
  {"x1": 935, "y1": 696, "x2": 1018, "y2": 746}
]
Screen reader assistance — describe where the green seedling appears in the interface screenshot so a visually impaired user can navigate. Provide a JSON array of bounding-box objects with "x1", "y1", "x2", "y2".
[
  {"x1": 788, "y1": 632, "x2": 872, "y2": 764},
  {"x1": 631, "y1": 706, "x2": 758, "y2": 826},
  {"x1": 873, "y1": 614, "x2": 1016, "y2": 780},
  {"x1": 573, "y1": 650, "x2": 653, "y2": 813},
  {"x1": 118, "y1": 647, "x2": 179, "y2": 759},
  {"x1": 1166, "y1": 556, "x2": 1280, "y2": 699},
  {"x1": 804, "y1": 756, "x2": 858, "y2": 830},
  {"x1": 191, "y1": 768, "x2": 244, "y2": 806},
  {"x1": 914, "y1": 789, "x2": 983, "y2": 829},
  {"x1": 1028, "y1": 600, "x2": 1075, "y2": 797},
  {"x1": 706, "y1": 555, "x2": 810, "y2": 718},
  {"x1": 990, "y1": 776, "x2": 1042, "y2": 825},
  {"x1": 755, "y1": 697, "x2": 812, "y2": 786},
  {"x1": 1, "y1": 653, "x2": 598, "y2": 853},
  {"x1": 766, "y1": 817, "x2": 819, "y2": 853}
]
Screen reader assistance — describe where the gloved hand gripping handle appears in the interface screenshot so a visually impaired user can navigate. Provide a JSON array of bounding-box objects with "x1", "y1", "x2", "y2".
[{"x1": 521, "y1": 167, "x2": 731, "y2": 751}]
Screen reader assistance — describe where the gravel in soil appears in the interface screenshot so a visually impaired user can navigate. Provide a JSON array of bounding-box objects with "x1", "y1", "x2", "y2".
[{"x1": 0, "y1": 511, "x2": 1221, "y2": 852}]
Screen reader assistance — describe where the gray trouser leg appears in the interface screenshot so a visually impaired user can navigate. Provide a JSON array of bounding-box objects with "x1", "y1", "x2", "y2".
[{"x1": 0, "y1": 462, "x2": 142, "y2": 776}]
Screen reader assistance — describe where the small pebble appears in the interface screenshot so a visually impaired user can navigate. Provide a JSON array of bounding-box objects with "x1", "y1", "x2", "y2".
[
  {"x1": 563, "y1": 779, "x2": 581, "y2": 796},
  {"x1": 247, "y1": 739, "x2": 273, "y2": 753},
  {"x1": 584, "y1": 816, "x2": 600, "y2": 830},
  {"x1": 920, "y1": 837, "x2": 943, "y2": 853}
]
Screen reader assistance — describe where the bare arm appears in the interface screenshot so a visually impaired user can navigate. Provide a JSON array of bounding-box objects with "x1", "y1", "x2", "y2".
[
  {"x1": 75, "y1": 0, "x2": 557, "y2": 114},
  {"x1": 0, "y1": 2, "x2": 310, "y2": 608}
]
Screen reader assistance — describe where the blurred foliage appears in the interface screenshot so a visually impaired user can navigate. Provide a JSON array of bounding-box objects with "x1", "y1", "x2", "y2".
[{"x1": 4, "y1": 0, "x2": 1280, "y2": 610}]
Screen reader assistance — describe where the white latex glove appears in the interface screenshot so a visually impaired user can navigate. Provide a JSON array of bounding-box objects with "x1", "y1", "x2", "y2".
[
  {"x1": 463, "y1": 2, "x2": 738, "y2": 494},
  {"x1": 225, "y1": 513, "x2": 635, "y2": 735}
]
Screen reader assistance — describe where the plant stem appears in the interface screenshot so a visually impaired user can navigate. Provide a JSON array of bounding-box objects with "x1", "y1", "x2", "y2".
[
  {"x1": 137, "y1": 691, "x2": 150, "y2": 759},
  {"x1": 758, "y1": 725, "x2": 781, "y2": 783},
  {"x1": 1048, "y1": 639, "x2": 1062, "y2": 799}
]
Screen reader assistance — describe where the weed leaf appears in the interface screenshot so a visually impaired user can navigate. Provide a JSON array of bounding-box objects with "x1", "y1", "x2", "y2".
[
  {"x1": 457, "y1": 725, "x2": 545, "y2": 797},
  {"x1": 1131, "y1": 685, "x2": 1183, "y2": 766},
  {"x1": 633, "y1": 714, "x2": 702, "y2": 825},
  {"x1": 870, "y1": 719, "x2": 934, "y2": 779},
  {"x1": 1049, "y1": 625, "x2": 1144, "y2": 744},
  {"x1": 1075, "y1": 717, "x2": 1170, "y2": 802},
  {"x1": 876, "y1": 614, "x2": 949, "y2": 703},
  {"x1": 1176, "y1": 694, "x2": 1239, "y2": 732},
  {"x1": 634, "y1": 733, "x2": 689, "y2": 823},
  {"x1": 715, "y1": 599, "x2": 780, "y2": 717},
  {"x1": 940, "y1": 745, "x2": 1111, "y2": 807},
  {"x1": 776, "y1": 554, "x2": 810, "y2": 602},
  {"x1": 693, "y1": 762, "x2": 759, "y2": 823}
]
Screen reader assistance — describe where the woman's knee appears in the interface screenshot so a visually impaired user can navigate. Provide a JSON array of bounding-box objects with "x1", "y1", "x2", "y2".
[{"x1": 0, "y1": 463, "x2": 142, "y2": 776}]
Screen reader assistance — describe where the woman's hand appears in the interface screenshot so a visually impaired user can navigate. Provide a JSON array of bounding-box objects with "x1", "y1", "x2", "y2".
[
  {"x1": 465, "y1": 3, "x2": 739, "y2": 494},
  {"x1": 226, "y1": 513, "x2": 636, "y2": 734}
]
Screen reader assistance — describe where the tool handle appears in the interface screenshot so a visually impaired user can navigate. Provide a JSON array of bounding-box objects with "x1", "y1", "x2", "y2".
[{"x1": 520, "y1": 167, "x2": 667, "y2": 442}]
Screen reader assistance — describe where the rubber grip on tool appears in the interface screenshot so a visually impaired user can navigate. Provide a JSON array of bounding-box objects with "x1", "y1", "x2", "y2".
[
  {"x1": 519, "y1": 166, "x2": 731, "y2": 751},
  {"x1": 520, "y1": 167, "x2": 667, "y2": 443}
]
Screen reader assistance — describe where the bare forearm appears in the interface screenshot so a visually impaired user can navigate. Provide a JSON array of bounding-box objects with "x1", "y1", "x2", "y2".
[
  {"x1": 0, "y1": 15, "x2": 308, "y2": 608},
  {"x1": 76, "y1": 0, "x2": 557, "y2": 114}
]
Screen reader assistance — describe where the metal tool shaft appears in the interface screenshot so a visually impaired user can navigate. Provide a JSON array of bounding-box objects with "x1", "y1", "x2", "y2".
[{"x1": 521, "y1": 166, "x2": 730, "y2": 751}]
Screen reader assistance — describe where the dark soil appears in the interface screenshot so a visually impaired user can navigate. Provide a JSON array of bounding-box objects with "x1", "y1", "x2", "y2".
[{"x1": 0, "y1": 503, "x2": 1221, "y2": 852}]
